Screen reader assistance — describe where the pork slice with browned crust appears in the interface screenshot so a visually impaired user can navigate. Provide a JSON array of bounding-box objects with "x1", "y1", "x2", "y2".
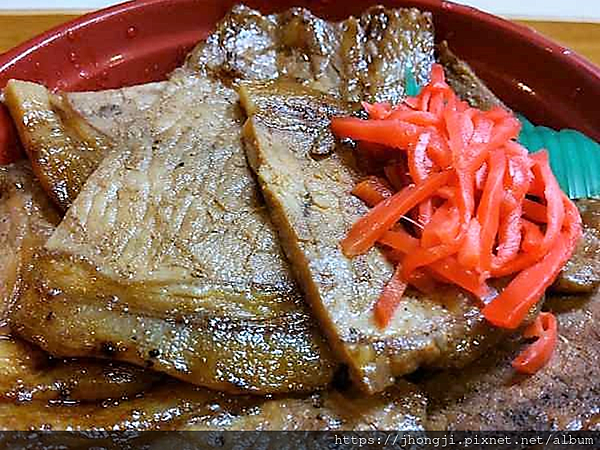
[
  {"x1": 0, "y1": 162, "x2": 160, "y2": 414},
  {"x1": 3, "y1": 80, "x2": 164, "y2": 211},
  {"x1": 0, "y1": 165, "x2": 425, "y2": 433},
  {"x1": 10, "y1": 4, "x2": 436, "y2": 393},
  {"x1": 240, "y1": 81, "x2": 506, "y2": 394}
]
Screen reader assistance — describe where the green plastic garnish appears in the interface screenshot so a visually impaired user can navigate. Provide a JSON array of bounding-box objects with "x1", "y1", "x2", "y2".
[
  {"x1": 404, "y1": 69, "x2": 420, "y2": 97},
  {"x1": 518, "y1": 116, "x2": 600, "y2": 199}
]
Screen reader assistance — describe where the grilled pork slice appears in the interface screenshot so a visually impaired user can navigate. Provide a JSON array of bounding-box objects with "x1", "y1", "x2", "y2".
[
  {"x1": 241, "y1": 81, "x2": 502, "y2": 393},
  {"x1": 189, "y1": 5, "x2": 434, "y2": 104},
  {"x1": 0, "y1": 335, "x2": 160, "y2": 404},
  {"x1": 4, "y1": 81, "x2": 111, "y2": 211},
  {"x1": 66, "y1": 81, "x2": 165, "y2": 137},
  {"x1": 14, "y1": 248, "x2": 334, "y2": 394},
  {"x1": 4, "y1": 81, "x2": 164, "y2": 211},
  {"x1": 0, "y1": 161, "x2": 59, "y2": 315},
  {"x1": 10, "y1": 5, "x2": 436, "y2": 393},
  {"x1": 0, "y1": 379, "x2": 425, "y2": 432},
  {"x1": 0, "y1": 162, "x2": 159, "y2": 405},
  {"x1": 179, "y1": 380, "x2": 427, "y2": 432},
  {"x1": 425, "y1": 290, "x2": 600, "y2": 430},
  {"x1": 552, "y1": 199, "x2": 600, "y2": 293},
  {"x1": 12, "y1": 74, "x2": 335, "y2": 393},
  {"x1": 0, "y1": 382, "x2": 215, "y2": 431}
]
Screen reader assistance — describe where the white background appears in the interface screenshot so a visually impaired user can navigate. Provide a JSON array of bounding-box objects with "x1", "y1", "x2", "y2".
[{"x1": 1, "y1": 0, "x2": 600, "y2": 22}]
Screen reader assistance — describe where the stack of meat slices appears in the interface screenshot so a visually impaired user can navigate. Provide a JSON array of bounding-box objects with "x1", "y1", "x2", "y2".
[{"x1": 0, "y1": 4, "x2": 598, "y2": 433}]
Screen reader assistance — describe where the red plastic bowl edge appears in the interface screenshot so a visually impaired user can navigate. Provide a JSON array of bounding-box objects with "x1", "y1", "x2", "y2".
[{"x1": 2, "y1": 0, "x2": 599, "y2": 83}]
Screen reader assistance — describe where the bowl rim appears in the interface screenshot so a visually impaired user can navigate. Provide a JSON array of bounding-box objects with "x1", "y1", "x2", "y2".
[
  {"x1": 0, "y1": 0, "x2": 146, "y2": 74},
  {"x1": 1, "y1": 0, "x2": 599, "y2": 83}
]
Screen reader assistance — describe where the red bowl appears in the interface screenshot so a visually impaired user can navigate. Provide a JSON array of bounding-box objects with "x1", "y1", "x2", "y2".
[{"x1": 1, "y1": 0, "x2": 599, "y2": 143}]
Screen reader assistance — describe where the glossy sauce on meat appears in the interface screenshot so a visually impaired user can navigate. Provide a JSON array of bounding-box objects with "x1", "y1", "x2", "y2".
[
  {"x1": 10, "y1": 4, "x2": 435, "y2": 393},
  {"x1": 0, "y1": 164, "x2": 425, "y2": 433},
  {"x1": 241, "y1": 81, "x2": 505, "y2": 393}
]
